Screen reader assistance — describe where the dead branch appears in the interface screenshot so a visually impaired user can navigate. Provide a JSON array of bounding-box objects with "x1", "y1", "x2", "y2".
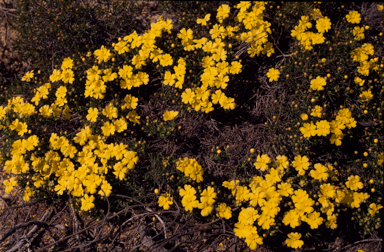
[
  {"x1": 0, "y1": 220, "x2": 65, "y2": 243},
  {"x1": 335, "y1": 238, "x2": 383, "y2": 252},
  {"x1": 6, "y1": 207, "x2": 53, "y2": 252}
]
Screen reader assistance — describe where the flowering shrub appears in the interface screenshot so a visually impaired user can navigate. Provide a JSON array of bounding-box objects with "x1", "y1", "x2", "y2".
[{"x1": 1, "y1": 1, "x2": 383, "y2": 251}]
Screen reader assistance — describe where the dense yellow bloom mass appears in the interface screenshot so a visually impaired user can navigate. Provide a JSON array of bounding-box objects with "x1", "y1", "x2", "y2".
[
  {"x1": 176, "y1": 157, "x2": 204, "y2": 182},
  {"x1": 1, "y1": 4, "x2": 382, "y2": 252}
]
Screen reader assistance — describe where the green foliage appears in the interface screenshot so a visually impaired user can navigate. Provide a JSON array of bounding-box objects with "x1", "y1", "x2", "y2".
[{"x1": 11, "y1": 0, "x2": 147, "y2": 77}]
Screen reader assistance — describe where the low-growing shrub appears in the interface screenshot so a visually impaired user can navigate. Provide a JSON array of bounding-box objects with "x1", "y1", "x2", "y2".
[{"x1": 1, "y1": 1, "x2": 383, "y2": 251}]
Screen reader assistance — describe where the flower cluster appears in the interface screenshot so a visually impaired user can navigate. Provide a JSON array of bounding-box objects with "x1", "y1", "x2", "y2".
[
  {"x1": 291, "y1": 9, "x2": 331, "y2": 50},
  {"x1": 2, "y1": 2, "x2": 383, "y2": 251},
  {"x1": 351, "y1": 43, "x2": 379, "y2": 77},
  {"x1": 299, "y1": 107, "x2": 357, "y2": 146},
  {"x1": 176, "y1": 157, "x2": 204, "y2": 182},
  {"x1": 179, "y1": 184, "x2": 199, "y2": 212},
  {"x1": 165, "y1": 152, "x2": 379, "y2": 250}
]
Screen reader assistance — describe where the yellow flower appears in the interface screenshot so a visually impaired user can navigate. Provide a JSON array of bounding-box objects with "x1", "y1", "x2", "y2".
[
  {"x1": 301, "y1": 113, "x2": 309, "y2": 120},
  {"x1": 102, "y1": 68, "x2": 118, "y2": 82},
  {"x1": 102, "y1": 103, "x2": 118, "y2": 119},
  {"x1": 311, "y1": 105, "x2": 323, "y2": 117},
  {"x1": 159, "y1": 54, "x2": 173, "y2": 67},
  {"x1": 61, "y1": 57, "x2": 73, "y2": 70},
  {"x1": 86, "y1": 107, "x2": 98, "y2": 122},
  {"x1": 94, "y1": 45, "x2": 112, "y2": 63},
  {"x1": 114, "y1": 118, "x2": 127, "y2": 133},
  {"x1": 181, "y1": 88, "x2": 195, "y2": 104},
  {"x1": 229, "y1": 61, "x2": 242, "y2": 74},
  {"x1": 378, "y1": 152, "x2": 384, "y2": 166},
  {"x1": 163, "y1": 110, "x2": 179, "y2": 121},
  {"x1": 310, "y1": 163, "x2": 329, "y2": 181},
  {"x1": 81, "y1": 194, "x2": 95, "y2": 211},
  {"x1": 61, "y1": 69, "x2": 75, "y2": 84},
  {"x1": 359, "y1": 90, "x2": 373, "y2": 102},
  {"x1": 266, "y1": 68, "x2": 280, "y2": 82},
  {"x1": 163, "y1": 71, "x2": 176, "y2": 86},
  {"x1": 316, "y1": 120, "x2": 330, "y2": 136},
  {"x1": 177, "y1": 28, "x2": 193, "y2": 41},
  {"x1": 101, "y1": 121, "x2": 115, "y2": 137},
  {"x1": 158, "y1": 192, "x2": 173, "y2": 210},
  {"x1": 292, "y1": 155, "x2": 310, "y2": 172},
  {"x1": 368, "y1": 203, "x2": 383, "y2": 217},
  {"x1": 283, "y1": 210, "x2": 301, "y2": 228},
  {"x1": 98, "y1": 181, "x2": 112, "y2": 197},
  {"x1": 216, "y1": 203, "x2": 232, "y2": 219},
  {"x1": 197, "y1": 14, "x2": 211, "y2": 26},
  {"x1": 39, "y1": 105, "x2": 53, "y2": 118},
  {"x1": 127, "y1": 111, "x2": 140, "y2": 125},
  {"x1": 21, "y1": 70, "x2": 34, "y2": 82},
  {"x1": 345, "y1": 175, "x2": 363, "y2": 191},
  {"x1": 254, "y1": 154, "x2": 271, "y2": 171},
  {"x1": 9, "y1": 119, "x2": 28, "y2": 136},
  {"x1": 300, "y1": 122, "x2": 316, "y2": 138},
  {"x1": 122, "y1": 94, "x2": 138, "y2": 110},
  {"x1": 50, "y1": 69, "x2": 62, "y2": 82},
  {"x1": 181, "y1": 194, "x2": 199, "y2": 212},
  {"x1": 4, "y1": 177, "x2": 18, "y2": 194},
  {"x1": 118, "y1": 65, "x2": 133, "y2": 79},
  {"x1": 346, "y1": 11, "x2": 361, "y2": 24},
  {"x1": 285, "y1": 232, "x2": 304, "y2": 249},
  {"x1": 275, "y1": 155, "x2": 289, "y2": 170},
  {"x1": 217, "y1": 4, "x2": 231, "y2": 23},
  {"x1": 23, "y1": 186, "x2": 34, "y2": 201},
  {"x1": 303, "y1": 211, "x2": 323, "y2": 229},
  {"x1": 316, "y1": 17, "x2": 331, "y2": 33},
  {"x1": 353, "y1": 26, "x2": 365, "y2": 41},
  {"x1": 310, "y1": 76, "x2": 326, "y2": 91},
  {"x1": 354, "y1": 76, "x2": 365, "y2": 86}
]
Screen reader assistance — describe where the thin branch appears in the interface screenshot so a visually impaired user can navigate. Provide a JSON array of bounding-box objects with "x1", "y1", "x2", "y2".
[
  {"x1": 6, "y1": 207, "x2": 53, "y2": 252},
  {"x1": 335, "y1": 238, "x2": 382, "y2": 252},
  {"x1": 0, "y1": 221, "x2": 65, "y2": 243}
]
